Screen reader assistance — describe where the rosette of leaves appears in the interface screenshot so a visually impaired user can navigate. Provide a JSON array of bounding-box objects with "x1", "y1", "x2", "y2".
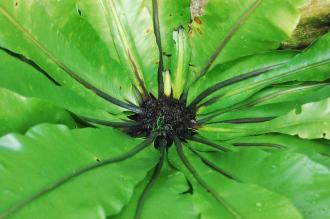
[{"x1": 0, "y1": 0, "x2": 330, "y2": 218}]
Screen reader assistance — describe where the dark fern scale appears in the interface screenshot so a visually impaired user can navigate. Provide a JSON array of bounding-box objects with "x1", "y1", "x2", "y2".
[
  {"x1": 0, "y1": 0, "x2": 285, "y2": 219},
  {"x1": 127, "y1": 96, "x2": 197, "y2": 148}
]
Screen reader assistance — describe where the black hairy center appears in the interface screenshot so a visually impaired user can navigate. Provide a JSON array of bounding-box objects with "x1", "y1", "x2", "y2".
[{"x1": 127, "y1": 96, "x2": 196, "y2": 148}]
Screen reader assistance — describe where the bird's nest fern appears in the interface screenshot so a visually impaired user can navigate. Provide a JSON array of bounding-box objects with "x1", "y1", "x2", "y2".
[{"x1": 1, "y1": 0, "x2": 330, "y2": 219}]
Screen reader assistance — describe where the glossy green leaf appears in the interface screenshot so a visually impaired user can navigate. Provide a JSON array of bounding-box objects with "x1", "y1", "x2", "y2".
[
  {"x1": 187, "y1": 51, "x2": 297, "y2": 106},
  {"x1": 169, "y1": 147, "x2": 303, "y2": 219},
  {"x1": 112, "y1": 168, "x2": 198, "y2": 219},
  {"x1": 190, "y1": 32, "x2": 330, "y2": 114},
  {"x1": 226, "y1": 134, "x2": 330, "y2": 169},
  {"x1": 200, "y1": 97, "x2": 330, "y2": 140},
  {"x1": 156, "y1": 0, "x2": 190, "y2": 56},
  {"x1": 0, "y1": 49, "x2": 124, "y2": 121},
  {"x1": 171, "y1": 27, "x2": 191, "y2": 98},
  {"x1": 1, "y1": 0, "x2": 330, "y2": 218},
  {"x1": 205, "y1": 149, "x2": 330, "y2": 219},
  {"x1": 203, "y1": 82, "x2": 330, "y2": 122},
  {"x1": 79, "y1": 0, "x2": 159, "y2": 95},
  {"x1": 189, "y1": 0, "x2": 306, "y2": 78},
  {"x1": 0, "y1": 0, "x2": 137, "y2": 112},
  {"x1": 150, "y1": 0, "x2": 191, "y2": 71},
  {"x1": 0, "y1": 124, "x2": 158, "y2": 219},
  {"x1": 0, "y1": 88, "x2": 75, "y2": 136},
  {"x1": 73, "y1": 0, "x2": 119, "y2": 62}
]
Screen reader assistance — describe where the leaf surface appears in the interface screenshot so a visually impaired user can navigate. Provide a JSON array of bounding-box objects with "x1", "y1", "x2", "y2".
[
  {"x1": 0, "y1": 125, "x2": 158, "y2": 219},
  {"x1": 200, "y1": 97, "x2": 330, "y2": 140},
  {"x1": 0, "y1": 88, "x2": 75, "y2": 136},
  {"x1": 112, "y1": 169, "x2": 198, "y2": 219},
  {"x1": 207, "y1": 149, "x2": 330, "y2": 219},
  {"x1": 203, "y1": 82, "x2": 330, "y2": 122},
  {"x1": 0, "y1": 49, "x2": 123, "y2": 120},
  {"x1": 169, "y1": 147, "x2": 303, "y2": 219},
  {"x1": 190, "y1": 32, "x2": 330, "y2": 114},
  {"x1": 0, "y1": 0, "x2": 138, "y2": 111},
  {"x1": 189, "y1": 0, "x2": 306, "y2": 78}
]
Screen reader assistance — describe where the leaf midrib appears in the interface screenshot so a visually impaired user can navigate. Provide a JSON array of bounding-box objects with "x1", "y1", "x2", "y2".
[
  {"x1": 0, "y1": 7, "x2": 143, "y2": 113},
  {"x1": 202, "y1": 119, "x2": 330, "y2": 137},
  {"x1": 223, "y1": 58, "x2": 330, "y2": 99},
  {"x1": 245, "y1": 83, "x2": 329, "y2": 107},
  {"x1": 197, "y1": 0, "x2": 262, "y2": 77},
  {"x1": 0, "y1": 135, "x2": 156, "y2": 219},
  {"x1": 103, "y1": 0, "x2": 147, "y2": 95}
]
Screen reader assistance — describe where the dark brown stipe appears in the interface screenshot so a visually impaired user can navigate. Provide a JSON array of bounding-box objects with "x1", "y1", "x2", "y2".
[
  {"x1": 174, "y1": 137, "x2": 242, "y2": 219},
  {"x1": 0, "y1": 48, "x2": 141, "y2": 113},
  {"x1": 189, "y1": 63, "x2": 283, "y2": 110},
  {"x1": 0, "y1": 46, "x2": 60, "y2": 86},
  {"x1": 196, "y1": 93, "x2": 276, "y2": 125},
  {"x1": 197, "y1": 95, "x2": 222, "y2": 108},
  {"x1": 197, "y1": 0, "x2": 262, "y2": 78},
  {"x1": 320, "y1": 152, "x2": 330, "y2": 157},
  {"x1": 152, "y1": 0, "x2": 164, "y2": 97},
  {"x1": 198, "y1": 58, "x2": 330, "y2": 124},
  {"x1": 188, "y1": 136, "x2": 230, "y2": 152},
  {"x1": 70, "y1": 113, "x2": 97, "y2": 128},
  {"x1": 188, "y1": 146, "x2": 240, "y2": 182},
  {"x1": 58, "y1": 65, "x2": 142, "y2": 113},
  {"x1": 180, "y1": 179, "x2": 194, "y2": 195},
  {"x1": 220, "y1": 83, "x2": 330, "y2": 115},
  {"x1": 214, "y1": 117, "x2": 275, "y2": 124},
  {"x1": 197, "y1": 101, "x2": 272, "y2": 125},
  {"x1": 79, "y1": 116, "x2": 141, "y2": 128},
  {"x1": 0, "y1": 133, "x2": 157, "y2": 219},
  {"x1": 197, "y1": 86, "x2": 303, "y2": 124},
  {"x1": 166, "y1": 152, "x2": 181, "y2": 171},
  {"x1": 76, "y1": 74, "x2": 141, "y2": 112},
  {"x1": 180, "y1": 90, "x2": 189, "y2": 105},
  {"x1": 127, "y1": 51, "x2": 149, "y2": 99},
  {"x1": 134, "y1": 138, "x2": 166, "y2": 219},
  {"x1": 132, "y1": 85, "x2": 144, "y2": 106},
  {"x1": 233, "y1": 142, "x2": 284, "y2": 148}
]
